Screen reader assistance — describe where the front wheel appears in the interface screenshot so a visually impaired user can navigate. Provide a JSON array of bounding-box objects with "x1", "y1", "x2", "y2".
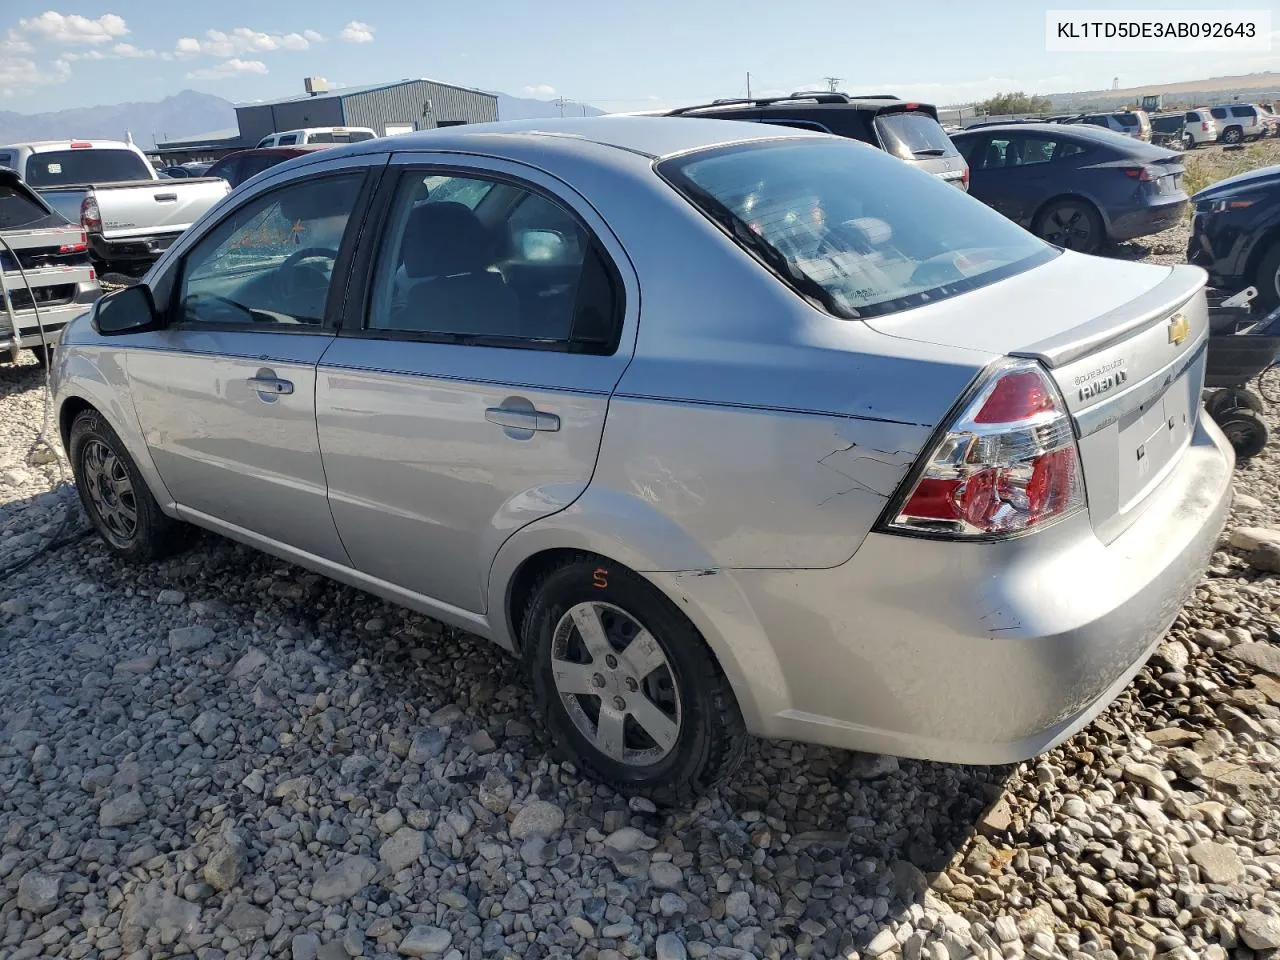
[
  {"x1": 69, "y1": 409, "x2": 195, "y2": 561},
  {"x1": 523, "y1": 555, "x2": 746, "y2": 804},
  {"x1": 1034, "y1": 199, "x2": 1104, "y2": 255},
  {"x1": 1183, "y1": 132, "x2": 1195, "y2": 149}
]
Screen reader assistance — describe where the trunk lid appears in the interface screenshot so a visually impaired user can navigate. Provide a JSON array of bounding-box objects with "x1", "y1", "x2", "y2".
[{"x1": 865, "y1": 253, "x2": 1209, "y2": 541}]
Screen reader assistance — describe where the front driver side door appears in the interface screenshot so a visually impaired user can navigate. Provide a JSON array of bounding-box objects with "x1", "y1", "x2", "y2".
[{"x1": 123, "y1": 160, "x2": 378, "y2": 563}]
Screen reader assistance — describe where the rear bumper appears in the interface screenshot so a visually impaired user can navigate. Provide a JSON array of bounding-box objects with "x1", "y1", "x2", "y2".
[
  {"x1": 1108, "y1": 198, "x2": 1188, "y2": 242},
  {"x1": 87, "y1": 232, "x2": 178, "y2": 265},
  {"x1": 1, "y1": 284, "x2": 100, "y2": 357},
  {"x1": 665, "y1": 409, "x2": 1233, "y2": 764}
]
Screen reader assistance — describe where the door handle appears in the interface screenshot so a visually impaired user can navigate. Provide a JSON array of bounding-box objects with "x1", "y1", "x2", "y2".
[
  {"x1": 155, "y1": 193, "x2": 178, "y2": 202},
  {"x1": 246, "y1": 375, "x2": 294, "y2": 397},
  {"x1": 485, "y1": 406, "x2": 560, "y2": 432}
]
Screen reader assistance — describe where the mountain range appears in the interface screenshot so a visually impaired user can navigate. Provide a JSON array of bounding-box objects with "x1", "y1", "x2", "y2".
[{"x1": 0, "y1": 89, "x2": 603, "y2": 149}]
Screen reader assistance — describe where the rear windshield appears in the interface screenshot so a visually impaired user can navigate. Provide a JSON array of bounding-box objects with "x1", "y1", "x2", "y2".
[
  {"x1": 308, "y1": 131, "x2": 375, "y2": 144},
  {"x1": 873, "y1": 112, "x2": 959, "y2": 160},
  {"x1": 0, "y1": 183, "x2": 62, "y2": 229},
  {"x1": 659, "y1": 138, "x2": 1055, "y2": 320},
  {"x1": 24, "y1": 148, "x2": 151, "y2": 187},
  {"x1": 1115, "y1": 113, "x2": 1142, "y2": 127}
]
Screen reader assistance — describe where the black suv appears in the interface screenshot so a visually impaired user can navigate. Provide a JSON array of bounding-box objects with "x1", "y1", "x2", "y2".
[{"x1": 657, "y1": 93, "x2": 969, "y2": 189}]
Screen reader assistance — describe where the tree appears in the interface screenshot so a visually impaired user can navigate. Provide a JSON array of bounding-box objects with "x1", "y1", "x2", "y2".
[{"x1": 978, "y1": 91, "x2": 1053, "y2": 116}]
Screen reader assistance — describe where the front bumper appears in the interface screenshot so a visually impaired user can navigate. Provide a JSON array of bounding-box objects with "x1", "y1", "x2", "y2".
[{"x1": 669, "y1": 409, "x2": 1233, "y2": 764}]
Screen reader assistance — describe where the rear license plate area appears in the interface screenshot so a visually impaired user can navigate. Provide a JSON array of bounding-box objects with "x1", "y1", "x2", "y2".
[{"x1": 1116, "y1": 374, "x2": 1193, "y2": 512}]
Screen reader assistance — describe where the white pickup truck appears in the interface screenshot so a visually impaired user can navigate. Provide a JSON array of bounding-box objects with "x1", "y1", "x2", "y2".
[{"x1": 0, "y1": 139, "x2": 229, "y2": 272}]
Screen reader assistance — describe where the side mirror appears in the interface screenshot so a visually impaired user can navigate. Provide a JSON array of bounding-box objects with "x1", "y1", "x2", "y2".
[
  {"x1": 518, "y1": 228, "x2": 568, "y2": 263},
  {"x1": 94, "y1": 284, "x2": 160, "y2": 335}
]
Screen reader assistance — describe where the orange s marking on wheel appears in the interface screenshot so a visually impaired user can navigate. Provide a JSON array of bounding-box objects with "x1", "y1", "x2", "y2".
[{"x1": 593, "y1": 567, "x2": 609, "y2": 589}]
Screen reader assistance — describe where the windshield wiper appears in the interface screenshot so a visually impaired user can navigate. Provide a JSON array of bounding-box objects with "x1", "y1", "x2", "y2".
[{"x1": 912, "y1": 147, "x2": 948, "y2": 157}]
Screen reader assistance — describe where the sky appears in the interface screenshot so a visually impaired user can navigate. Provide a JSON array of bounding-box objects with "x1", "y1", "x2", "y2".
[{"x1": 1, "y1": 0, "x2": 1278, "y2": 114}]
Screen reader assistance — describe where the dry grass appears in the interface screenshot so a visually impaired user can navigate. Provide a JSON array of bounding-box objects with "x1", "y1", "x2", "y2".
[{"x1": 1182, "y1": 138, "x2": 1280, "y2": 198}]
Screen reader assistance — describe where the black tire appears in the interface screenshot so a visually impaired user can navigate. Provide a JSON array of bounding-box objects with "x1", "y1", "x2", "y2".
[
  {"x1": 1222, "y1": 126, "x2": 1244, "y2": 145},
  {"x1": 1034, "y1": 198, "x2": 1105, "y2": 255},
  {"x1": 523, "y1": 554, "x2": 747, "y2": 804},
  {"x1": 1182, "y1": 132, "x2": 1195, "y2": 149},
  {"x1": 1216, "y1": 408, "x2": 1269, "y2": 460},
  {"x1": 1253, "y1": 242, "x2": 1280, "y2": 313},
  {"x1": 68, "y1": 408, "x2": 194, "y2": 561},
  {"x1": 1206, "y1": 387, "x2": 1265, "y2": 416}
]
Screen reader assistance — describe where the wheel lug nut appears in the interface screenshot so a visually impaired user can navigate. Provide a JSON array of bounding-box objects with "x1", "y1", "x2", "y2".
[
  {"x1": 592, "y1": 674, "x2": 606, "y2": 688},
  {"x1": 625, "y1": 677, "x2": 638, "y2": 692},
  {"x1": 605, "y1": 654, "x2": 618, "y2": 669},
  {"x1": 613, "y1": 696, "x2": 626, "y2": 711}
]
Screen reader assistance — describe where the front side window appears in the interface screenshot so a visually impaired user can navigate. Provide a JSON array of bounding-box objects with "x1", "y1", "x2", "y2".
[
  {"x1": 24, "y1": 149, "x2": 151, "y2": 187},
  {"x1": 178, "y1": 174, "x2": 363, "y2": 327},
  {"x1": 368, "y1": 171, "x2": 618, "y2": 347},
  {"x1": 1211, "y1": 107, "x2": 1228, "y2": 119},
  {"x1": 659, "y1": 138, "x2": 1054, "y2": 320}
]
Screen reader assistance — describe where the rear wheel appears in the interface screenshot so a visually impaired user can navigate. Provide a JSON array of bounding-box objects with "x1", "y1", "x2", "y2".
[
  {"x1": 523, "y1": 554, "x2": 746, "y2": 804},
  {"x1": 69, "y1": 409, "x2": 195, "y2": 561},
  {"x1": 1034, "y1": 199, "x2": 1104, "y2": 255},
  {"x1": 1182, "y1": 132, "x2": 1195, "y2": 149},
  {"x1": 1222, "y1": 126, "x2": 1244, "y2": 145},
  {"x1": 1253, "y1": 242, "x2": 1280, "y2": 313},
  {"x1": 1216, "y1": 408, "x2": 1269, "y2": 460}
]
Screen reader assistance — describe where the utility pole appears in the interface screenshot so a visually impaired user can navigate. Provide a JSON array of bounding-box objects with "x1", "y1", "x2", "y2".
[
  {"x1": 746, "y1": 71, "x2": 752, "y2": 99},
  {"x1": 553, "y1": 96, "x2": 568, "y2": 117},
  {"x1": 823, "y1": 76, "x2": 842, "y2": 93}
]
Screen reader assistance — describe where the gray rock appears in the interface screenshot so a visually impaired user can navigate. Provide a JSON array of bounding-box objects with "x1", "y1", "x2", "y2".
[
  {"x1": 203, "y1": 833, "x2": 249, "y2": 891},
  {"x1": 465, "y1": 729, "x2": 496, "y2": 754},
  {"x1": 156, "y1": 589, "x2": 186, "y2": 605},
  {"x1": 656, "y1": 933, "x2": 688, "y2": 960},
  {"x1": 1230, "y1": 642, "x2": 1280, "y2": 677},
  {"x1": 120, "y1": 882, "x2": 200, "y2": 945},
  {"x1": 16, "y1": 871, "x2": 60, "y2": 915},
  {"x1": 1239, "y1": 911, "x2": 1280, "y2": 950},
  {"x1": 398, "y1": 925, "x2": 452, "y2": 957},
  {"x1": 1123, "y1": 762, "x2": 1173, "y2": 798},
  {"x1": 865, "y1": 929, "x2": 899, "y2": 957},
  {"x1": 100, "y1": 791, "x2": 147, "y2": 828},
  {"x1": 292, "y1": 933, "x2": 321, "y2": 960},
  {"x1": 994, "y1": 916, "x2": 1018, "y2": 943},
  {"x1": 169, "y1": 625, "x2": 215, "y2": 653},
  {"x1": 848, "y1": 753, "x2": 899, "y2": 779},
  {"x1": 725, "y1": 890, "x2": 751, "y2": 920},
  {"x1": 1251, "y1": 542, "x2": 1280, "y2": 573},
  {"x1": 191, "y1": 709, "x2": 225, "y2": 744},
  {"x1": 650, "y1": 860, "x2": 684, "y2": 890},
  {"x1": 659, "y1": 892, "x2": 688, "y2": 917},
  {"x1": 477, "y1": 770, "x2": 513, "y2": 814},
  {"x1": 225, "y1": 902, "x2": 270, "y2": 933},
  {"x1": 570, "y1": 917, "x2": 595, "y2": 939},
  {"x1": 604, "y1": 826, "x2": 648, "y2": 854},
  {"x1": 407, "y1": 728, "x2": 446, "y2": 764},
  {"x1": 1189, "y1": 842, "x2": 1244, "y2": 884},
  {"x1": 509, "y1": 800, "x2": 565, "y2": 840},
  {"x1": 312, "y1": 856, "x2": 377, "y2": 903},
  {"x1": 231, "y1": 648, "x2": 269, "y2": 679},
  {"x1": 379, "y1": 827, "x2": 425, "y2": 872},
  {"x1": 1229, "y1": 526, "x2": 1280, "y2": 550}
]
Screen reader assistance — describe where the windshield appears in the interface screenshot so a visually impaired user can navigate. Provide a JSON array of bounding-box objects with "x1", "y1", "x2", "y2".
[
  {"x1": 874, "y1": 112, "x2": 959, "y2": 159},
  {"x1": 24, "y1": 148, "x2": 151, "y2": 187},
  {"x1": 0, "y1": 183, "x2": 63, "y2": 229},
  {"x1": 658, "y1": 138, "x2": 1055, "y2": 320}
]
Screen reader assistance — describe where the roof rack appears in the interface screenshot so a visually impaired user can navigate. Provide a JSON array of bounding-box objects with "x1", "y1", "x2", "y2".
[{"x1": 666, "y1": 92, "x2": 861, "y2": 114}]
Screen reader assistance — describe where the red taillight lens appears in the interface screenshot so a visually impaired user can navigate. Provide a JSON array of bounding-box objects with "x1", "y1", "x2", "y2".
[
  {"x1": 88, "y1": 268, "x2": 96, "y2": 281},
  {"x1": 1123, "y1": 167, "x2": 1156, "y2": 182},
  {"x1": 80, "y1": 196, "x2": 101, "y2": 233},
  {"x1": 960, "y1": 165, "x2": 970, "y2": 188},
  {"x1": 886, "y1": 360, "x2": 1085, "y2": 537},
  {"x1": 1202, "y1": 122, "x2": 1211, "y2": 132},
  {"x1": 58, "y1": 242, "x2": 88, "y2": 253}
]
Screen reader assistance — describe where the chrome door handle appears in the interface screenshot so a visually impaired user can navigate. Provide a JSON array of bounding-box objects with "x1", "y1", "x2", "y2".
[
  {"x1": 485, "y1": 407, "x2": 560, "y2": 432},
  {"x1": 246, "y1": 375, "x2": 294, "y2": 396}
]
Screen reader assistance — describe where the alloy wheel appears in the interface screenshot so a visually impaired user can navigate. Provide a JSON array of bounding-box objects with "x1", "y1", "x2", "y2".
[
  {"x1": 549, "y1": 601, "x2": 682, "y2": 766},
  {"x1": 1042, "y1": 204, "x2": 1095, "y2": 252},
  {"x1": 81, "y1": 438, "x2": 138, "y2": 548}
]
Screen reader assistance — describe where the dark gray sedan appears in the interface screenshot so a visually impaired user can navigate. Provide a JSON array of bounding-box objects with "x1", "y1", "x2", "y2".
[{"x1": 951, "y1": 123, "x2": 1187, "y2": 254}]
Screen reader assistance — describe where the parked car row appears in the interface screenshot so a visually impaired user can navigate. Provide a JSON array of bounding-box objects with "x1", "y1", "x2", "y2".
[{"x1": 52, "y1": 116, "x2": 1234, "y2": 800}]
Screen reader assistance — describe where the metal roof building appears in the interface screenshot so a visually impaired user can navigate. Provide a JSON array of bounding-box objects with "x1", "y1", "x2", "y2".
[{"x1": 234, "y1": 77, "x2": 498, "y2": 146}]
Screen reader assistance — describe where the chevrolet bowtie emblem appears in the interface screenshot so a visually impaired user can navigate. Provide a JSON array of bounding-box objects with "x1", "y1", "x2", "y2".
[{"x1": 1167, "y1": 313, "x2": 1190, "y2": 346}]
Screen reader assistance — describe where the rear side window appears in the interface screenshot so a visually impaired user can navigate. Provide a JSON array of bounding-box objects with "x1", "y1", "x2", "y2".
[
  {"x1": 1230, "y1": 106, "x2": 1256, "y2": 118},
  {"x1": 277, "y1": 134, "x2": 300, "y2": 146},
  {"x1": 346, "y1": 131, "x2": 376, "y2": 142},
  {"x1": 659, "y1": 138, "x2": 1055, "y2": 320},
  {"x1": 874, "y1": 112, "x2": 958, "y2": 159},
  {"x1": 1115, "y1": 113, "x2": 1139, "y2": 128},
  {"x1": 309, "y1": 132, "x2": 335, "y2": 144},
  {"x1": 24, "y1": 148, "x2": 151, "y2": 187},
  {"x1": 0, "y1": 183, "x2": 59, "y2": 229}
]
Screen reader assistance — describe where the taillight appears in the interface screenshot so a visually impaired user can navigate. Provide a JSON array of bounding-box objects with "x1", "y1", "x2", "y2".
[
  {"x1": 883, "y1": 360, "x2": 1085, "y2": 537},
  {"x1": 1201, "y1": 122, "x2": 1211, "y2": 132},
  {"x1": 80, "y1": 196, "x2": 101, "y2": 233},
  {"x1": 960, "y1": 164, "x2": 970, "y2": 189},
  {"x1": 88, "y1": 268, "x2": 96, "y2": 281},
  {"x1": 1123, "y1": 167, "x2": 1156, "y2": 182},
  {"x1": 58, "y1": 241, "x2": 88, "y2": 253}
]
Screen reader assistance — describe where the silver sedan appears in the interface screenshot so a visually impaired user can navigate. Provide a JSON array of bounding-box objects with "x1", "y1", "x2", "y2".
[{"x1": 51, "y1": 117, "x2": 1233, "y2": 802}]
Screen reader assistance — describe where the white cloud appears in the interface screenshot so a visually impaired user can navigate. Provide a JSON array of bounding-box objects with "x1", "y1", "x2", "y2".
[
  {"x1": 62, "y1": 42, "x2": 158, "y2": 61},
  {"x1": 0, "y1": 29, "x2": 33, "y2": 54},
  {"x1": 338, "y1": 20, "x2": 374, "y2": 43},
  {"x1": 175, "y1": 25, "x2": 324, "y2": 57},
  {"x1": 523, "y1": 84, "x2": 556, "y2": 98},
  {"x1": 185, "y1": 57, "x2": 268, "y2": 80},
  {"x1": 0, "y1": 56, "x2": 72, "y2": 97},
  {"x1": 16, "y1": 11, "x2": 128, "y2": 45}
]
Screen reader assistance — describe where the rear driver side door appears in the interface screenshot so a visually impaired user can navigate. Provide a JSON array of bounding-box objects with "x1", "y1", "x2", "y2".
[{"x1": 315, "y1": 155, "x2": 637, "y2": 615}]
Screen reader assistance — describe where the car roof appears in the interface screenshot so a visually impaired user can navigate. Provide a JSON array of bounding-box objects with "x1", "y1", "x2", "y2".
[
  {"x1": 323, "y1": 116, "x2": 822, "y2": 163},
  {"x1": 230, "y1": 145, "x2": 330, "y2": 157},
  {"x1": 0, "y1": 139, "x2": 135, "y2": 151}
]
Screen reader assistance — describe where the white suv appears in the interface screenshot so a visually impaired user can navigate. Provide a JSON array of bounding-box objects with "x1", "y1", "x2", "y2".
[
  {"x1": 1183, "y1": 109, "x2": 1218, "y2": 147},
  {"x1": 1210, "y1": 104, "x2": 1266, "y2": 144}
]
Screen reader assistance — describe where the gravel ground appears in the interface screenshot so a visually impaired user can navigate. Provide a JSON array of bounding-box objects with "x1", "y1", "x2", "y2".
[{"x1": 3, "y1": 241, "x2": 1280, "y2": 960}]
